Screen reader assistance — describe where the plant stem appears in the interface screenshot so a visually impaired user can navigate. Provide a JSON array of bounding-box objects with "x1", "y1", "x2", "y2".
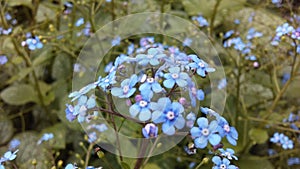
[
  {"x1": 134, "y1": 139, "x2": 149, "y2": 169},
  {"x1": 209, "y1": 0, "x2": 222, "y2": 37},
  {"x1": 84, "y1": 143, "x2": 94, "y2": 168}
]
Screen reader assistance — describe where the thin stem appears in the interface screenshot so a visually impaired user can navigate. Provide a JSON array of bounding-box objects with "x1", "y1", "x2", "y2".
[
  {"x1": 84, "y1": 143, "x2": 94, "y2": 168},
  {"x1": 134, "y1": 139, "x2": 149, "y2": 169},
  {"x1": 209, "y1": 0, "x2": 222, "y2": 37},
  {"x1": 142, "y1": 136, "x2": 160, "y2": 166}
]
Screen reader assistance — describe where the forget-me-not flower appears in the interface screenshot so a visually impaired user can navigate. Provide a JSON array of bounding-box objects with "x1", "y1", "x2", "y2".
[
  {"x1": 217, "y1": 117, "x2": 238, "y2": 146},
  {"x1": 151, "y1": 97, "x2": 185, "y2": 135},
  {"x1": 219, "y1": 148, "x2": 238, "y2": 160},
  {"x1": 139, "y1": 76, "x2": 163, "y2": 95},
  {"x1": 142, "y1": 123, "x2": 158, "y2": 138},
  {"x1": 129, "y1": 93, "x2": 152, "y2": 121},
  {"x1": 37, "y1": 133, "x2": 54, "y2": 144},
  {"x1": 212, "y1": 156, "x2": 237, "y2": 169},
  {"x1": 111, "y1": 74, "x2": 138, "y2": 98},
  {"x1": 163, "y1": 67, "x2": 189, "y2": 88},
  {"x1": 190, "y1": 117, "x2": 221, "y2": 148},
  {"x1": 136, "y1": 48, "x2": 165, "y2": 66},
  {"x1": 188, "y1": 55, "x2": 215, "y2": 77}
]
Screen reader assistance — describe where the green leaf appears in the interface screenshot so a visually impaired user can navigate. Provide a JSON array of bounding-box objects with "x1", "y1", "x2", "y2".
[
  {"x1": 7, "y1": 0, "x2": 32, "y2": 9},
  {"x1": 51, "y1": 55, "x2": 71, "y2": 80},
  {"x1": 6, "y1": 67, "x2": 33, "y2": 84},
  {"x1": 238, "y1": 156, "x2": 273, "y2": 169},
  {"x1": 0, "y1": 115, "x2": 14, "y2": 144},
  {"x1": 14, "y1": 132, "x2": 52, "y2": 169},
  {"x1": 36, "y1": 4, "x2": 56, "y2": 22},
  {"x1": 144, "y1": 163, "x2": 161, "y2": 169},
  {"x1": 120, "y1": 162, "x2": 131, "y2": 169},
  {"x1": 40, "y1": 123, "x2": 66, "y2": 149},
  {"x1": 0, "y1": 84, "x2": 37, "y2": 105},
  {"x1": 249, "y1": 128, "x2": 268, "y2": 144},
  {"x1": 33, "y1": 49, "x2": 54, "y2": 67}
]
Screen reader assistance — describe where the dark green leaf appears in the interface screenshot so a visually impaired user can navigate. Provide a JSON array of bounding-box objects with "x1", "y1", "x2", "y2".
[{"x1": 0, "y1": 115, "x2": 14, "y2": 145}]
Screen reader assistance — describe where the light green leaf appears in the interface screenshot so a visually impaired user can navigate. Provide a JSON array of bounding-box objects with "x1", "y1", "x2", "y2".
[
  {"x1": 249, "y1": 128, "x2": 268, "y2": 144},
  {"x1": 7, "y1": 0, "x2": 32, "y2": 9},
  {"x1": 36, "y1": 4, "x2": 56, "y2": 22},
  {"x1": 238, "y1": 156, "x2": 273, "y2": 169},
  {"x1": 6, "y1": 67, "x2": 33, "y2": 84},
  {"x1": 0, "y1": 84, "x2": 37, "y2": 105},
  {"x1": 51, "y1": 55, "x2": 71, "y2": 80},
  {"x1": 144, "y1": 163, "x2": 161, "y2": 169},
  {"x1": 33, "y1": 49, "x2": 54, "y2": 67},
  {"x1": 0, "y1": 115, "x2": 14, "y2": 144},
  {"x1": 120, "y1": 162, "x2": 131, "y2": 169}
]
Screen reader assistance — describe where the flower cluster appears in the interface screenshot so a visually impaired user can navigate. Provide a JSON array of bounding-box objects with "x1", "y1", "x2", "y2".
[
  {"x1": 192, "y1": 15, "x2": 209, "y2": 27},
  {"x1": 270, "y1": 132, "x2": 293, "y2": 150},
  {"x1": 271, "y1": 22, "x2": 300, "y2": 47},
  {"x1": 0, "y1": 150, "x2": 19, "y2": 169},
  {"x1": 21, "y1": 34, "x2": 43, "y2": 50}
]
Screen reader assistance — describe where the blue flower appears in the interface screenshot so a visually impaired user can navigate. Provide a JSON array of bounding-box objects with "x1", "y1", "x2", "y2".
[
  {"x1": 23, "y1": 36, "x2": 43, "y2": 50},
  {"x1": 276, "y1": 23, "x2": 295, "y2": 37},
  {"x1": 186, "y1": 112, "x2": 196, "y2": 128},
  {"x1": 287, "y1": 157, "x2": 300, "y2": 166},
  {"x1": 212, "y1": 156, "x2": 237, "y2": 169},
  {"x1": 139, "y1": 76, "x2": 163, "y2": 95},
  {"x1": 217, "y1": 78, "x2": 227, "y2": 90},
  {"x1": 129, "y1": 93, "x2": 152, "y2": 121},
  {"x1": 140, "y1": 37, "x2": 154, "y2": 47},
  {"x1": 69, "y1": 83, "x2": 97, "y2": 101},
  {"x1": 234, "y1": 19, "x2": 240, "y2": 24},
  {"x1": 0, "y1": 149, "x2": 19, "y2": 168},
  {"x1": 183, "y1": 38, "x2": 192, "y2": 47},
  {"x1": 111, "y1": 36, "x2": 121, "y2": 46},
  {"x1": 188, "y1": 55, "x2": 215, "y2": 77},
  {"x1": 0, "y1": 55, "x2": 8, "y2": 65},
  {"x1": 224, "y1": 30, "x2": 234, "y2": 39},
  {"x1": 192, "y1": 15, "x2": 209, "y2": 27},
  {"x1": 272, "y1": 0, "x2": 281, "y2": 5},
  {"x1": 104, "y1": 62, "x2": 113, "y2": 73},
  {"x1": 151, "y1": 97, "x2": 185, "y2": 135},
  {"x1": 142, "y1": 123, "x2": 158, "y2": 138},
  {"x1": 217, "y1": 117, "x2": 238, "y2": 146},
  {"x1": 136, "y1": 48, "x2": 165, "y2": 66},
  {"x1": 87, "y1": 124, "x2": 108, "y2": 132},
  {"x1": 127, "y1": 43, "x2": 135, "y2": 55},
  {"x1": 219, "y1": 148, "x2": 238, "y2": 160},
  {"x1": 65, "y1": 163, "x2": 77, "y2": 169},
  {"x1": 247, "y1": 28, "x2": 263, "y2": 40},
  {"x1": 190, "y1": 117, "x2": 221, "y2": 148},
  {"x1": 111, "y1": 74, "x2": 138, "y2": 98},
  {"x1": 75, "y1": 18, "x2": 84, "y2": 27},
  {"x1": 37, "y1": 133, "x2": 54, "y2": 144},
  {"x1": 291, "y1": 28, "x2": 300, "y2": 40},
  {"x1": 97, "y1": 71, "x2": 117, "y2": 91},
  {"x1": 65, "y1": 104, "x2": 77, "y2": 122},
  {"x1": 270, "y1": 132, "x2": 284, "y2": 143},
  {"x1": 9, "y1": 139, "x2": 20, "y2": 151},
  {"x1": 72, "y1": 95, "x2": 97, "y2": 123},
  {"x1": 163, "y1": 67, "x2": 189, "y2": 88},
  {"x1": 280, "y1": 136, "x2": 293, "y2": 150},
  {"x1": 200, "y1": 107, "x2": 221, "y2": 119},
  {"x1": 187, "y1": 80, "x2": 204, "y2": 107},
  {"x1": 88, "y1": 132, "x2": 97, "y2": 143}
]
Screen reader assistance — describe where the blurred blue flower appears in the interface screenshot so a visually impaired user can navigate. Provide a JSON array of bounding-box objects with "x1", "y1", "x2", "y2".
[
  {"x1": 291, "y1": 28, "x2": 300, "y2": 40},
  {"x1": 187, "y1": 80, "x2": 204, "y2": 107},
  {"x1": 75, "y1": 18, "x2": 84, "y2": 27},
  {"x1": 191, "y1": 117, "x2": 221, "y2": 148},
  {"x1": 140, "y1": 37, "x2": 154, "y2": 47},
  {"x1": 217, "y1": 78, "x2": 227, "y2": 90},
  {"x1": 23, "y1": 36, "x2": 43, "y2": 50},
  {"x1": 276, "y1": 23, "x2": 295, "y2": 37},
  {"x1": 0, "y1": 149, "x2": 19, "y2": 168},
  {"x1": 186, "y1": 112, "x2": 196, "y2": 128},
  {"x1": 37, "y1": 133, "x2": 54, "y2": 144},
  {"x1": 224, "y1": 30, "x2": 234, "y2": 39},
  {"x1": 234, "y1": 19, "x2": 240, "y2": 24},
  {"x1": 87, "y1": 124, "x2": 108, "y2": 132},
  {"x1": 111, "y1": 74, "x2": 138, "y2": 98},
  {"x1": 69, "y1": 83, "x2": 97, "y2": 102},
  {"x1": 9, "y1": 139, "x2": 20, "y2": 151},
  {"x1": 88, "y1": 132, "x2": 97, "y2": 143},
  {"x1": 192, "y1": 15, "x2": 209, "y2": 27},
  {"x1": 65, "y1": 104, "x2": 77, "y2": 122},
  {"x1": 97, "y1": 71, "x2": 117, "y2": 91},
  {"x1": 212, "y1": 156, "x2": 237, "y2": 169},
  {"x1": 200, "y1": 107, "x2": 221, "y2": 119},
  {"x1": 0, "y1": 55, "x2": 8, "y2": 65},
  {"x1": 183, "y1": 38, "x2": 192, "y2": 47},
  {"x1": 219, "y1": 148, "x2": 238, "y2": 160},
  {"x1": 151, "y1": 97, "x2": 185, "y2": 135},
  {"x1": 136, "y1": 48, "x2": 165, "y2": 66},
  {"x1": 163, "y1": 67, "x2": 189, "y2": 88},
  {"x1": 270, "y1": 132, "x2": 284, "y2": 143},
  {"x1": 72, "y1": 95, "x2": 97, "y2": 123},
  {"x1": 247, "y1": 28, "x2": 263, "y2": 40},
  {"x1": 129, "y1": 93, "x2": 152, "y2": 121},
  {"x1": 65, "y1": 163, "x2": 77, "y2": 169},
  {"x1": 188, "y1": 54, "x2": 215, "y2": 77},
  {"x1": 272, "y1": 0, "x2": 281, "y2": 5},
  {"x1": 127, "y1": 43, "x2": 135, "y2": 55},
  {"x1": 142, "y1": 123, "x2": 158, "y2": 138},
  {"x1": 111, "y1": 36, "x2": 121, "y2": 46},
  {"x1": 217, "y1": 117, "x2": 238, "y2": 146},
  {"x1": 280, "y1": 136, "x2": 293, "y2": 150},
  {"x1": 287, "y1": 157, "x2": 300, "y2": 166}
]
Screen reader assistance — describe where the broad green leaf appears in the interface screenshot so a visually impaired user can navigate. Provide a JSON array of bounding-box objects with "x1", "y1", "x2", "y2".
[
  {"x1": 33, "y1": 49, "x2": 54, "y2": 67},
  {"x1": 40, "y1": 123, "x2": 66, "y2": 149},
  {"x1": 14, "y1": 132, "x2": 52, "y2": 169},
  {"x1": 0, "y1": 115, "x2": 14, "y2": 144},
  {"x1": 6, "y1": 67, "x2": 33, "y2": 84},
  {"x1": 36, "y1": 4, "x2": 56, "y2": 22},
  {"x1": 238, "y1": 156, "x2": 273, "y2": 169},
  {"x1": 249, "y1": 128, "x2": 268, "y2": 144},
  {"x1": 0, "y1": 84, "x2": 37, "y2": 105},
  {"x1": 7, "y1": 0, "x2": 32, "y2": 9},
  {"x1": 51, "y1": 55, "x2": 72, "y2": 80}
]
